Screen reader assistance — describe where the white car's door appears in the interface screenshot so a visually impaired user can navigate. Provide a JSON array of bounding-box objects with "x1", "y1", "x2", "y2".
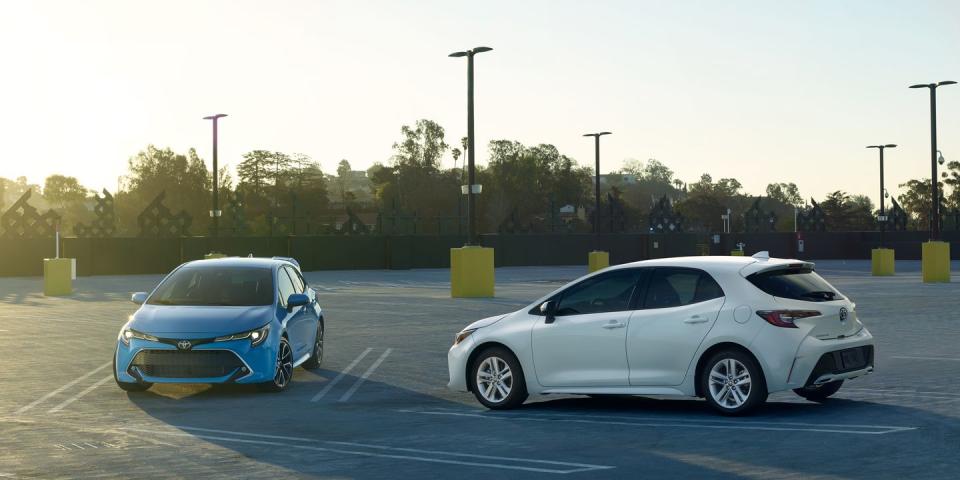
[
  {"x1": 627, "y1": 267, "x2": 725, "y2": 386},
  {"x1": 531, "y1": 268, "x2": 643, "y2": 387}
]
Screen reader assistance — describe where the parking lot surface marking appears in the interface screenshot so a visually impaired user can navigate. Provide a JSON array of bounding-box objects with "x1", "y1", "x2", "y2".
[
  {"x1": 47, "y1": 374, "x2": 114, "y2": 413},
  {"x1": 650, "y1": 450, "x2": 848, "y2": 480},
  {"x1": 310, "y1": 348, "x2": 373, "y2": 402},
  {"x1": 121, "y1": 426, "x2": 615, "y2": 474},
  {"x1": 339, "y1": 348, "x2": 393, "y2": 402},
  {"x1": 400, "y1": 409, "x2": 917, "y2": 435},
  {"x1": 14, "y1": 361, "x2": 112, "y2": 415},
  {"x1": 891, "y1": 355, "x2": 960, "y2": 362}
]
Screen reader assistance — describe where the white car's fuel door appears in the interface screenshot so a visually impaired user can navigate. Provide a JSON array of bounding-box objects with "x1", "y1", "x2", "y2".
[{"x1": 627, "y1": 267, "x2": 725, "y2": 386}]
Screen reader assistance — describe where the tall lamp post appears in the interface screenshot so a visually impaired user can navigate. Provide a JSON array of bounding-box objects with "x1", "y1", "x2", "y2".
[
  {"x1": 909, "y1": 81, "x2": 955, "y2": 240},
  {"x1": 866, "y1": 144, "x2": 896, "y2": 247},
  {"x1": 583, "y1": 132, "x2": 612, "y2": 251},
  {"x1": 449, "y1": 46, "x2": 492, "y2": 246},
  {"x1": 203, "y1": 113, "x2": 227, "y2": 239}
]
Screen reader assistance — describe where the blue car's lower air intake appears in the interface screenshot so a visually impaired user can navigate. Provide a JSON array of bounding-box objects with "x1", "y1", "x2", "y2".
[{"x1": 130, "y1": 350, "x2": 245, "y2": 378}]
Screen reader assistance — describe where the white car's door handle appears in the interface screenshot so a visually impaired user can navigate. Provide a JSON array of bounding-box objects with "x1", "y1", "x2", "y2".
[
  {"x1": 684, "y1": 315, "x2": 708, "y2": 324},
  {"x1": 602, "y1": 321, "x2": 626, "y2": 329}
]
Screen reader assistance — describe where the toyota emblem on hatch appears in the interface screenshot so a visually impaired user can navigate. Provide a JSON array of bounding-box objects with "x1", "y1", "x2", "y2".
[
  {"x1": 839, "y1": 308, "x2": 848, "y2": 322},
  {"x1": 177, "y1": 340, "x2": 192, "y2": 350}
]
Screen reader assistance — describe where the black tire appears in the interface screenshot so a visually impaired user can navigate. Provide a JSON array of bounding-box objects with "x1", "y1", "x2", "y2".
[
  {"x1": 793, "y1": 380, "x2": 844, "y2": 402},
  {"x1": 302, "y1": 321, "x2": 324, "y2": 370},
  {"x1": 700, "y1": 349, "x2": 767, "y2": 416},
  {"x1": 113, "y1": 347, "x2": 152, "y2": 392},
  {"x1": 259, "y1": 337, "x2": 294, "y2": 393},
  {"x1": 469, "y1": 347, "x2": 528, "y2": 410}
]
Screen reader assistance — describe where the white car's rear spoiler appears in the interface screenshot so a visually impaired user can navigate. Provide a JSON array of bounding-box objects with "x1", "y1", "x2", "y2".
[{"x1": 739, "y1": 252, "x2": 814, "y2": 277}]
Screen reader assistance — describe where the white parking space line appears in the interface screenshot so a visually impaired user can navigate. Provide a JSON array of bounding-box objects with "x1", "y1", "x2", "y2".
[
  {"x1": 15, "y1": 361, "x2": 112, "y2": 415},
  {"x1": 339, "y1": 348, "x2": 392, "y2": 402},
  {"x1": 47, "y1": 374, "x2": 113, "y2": 413},
  {"x1": 348, "y1": 309, "x2": 429, "y2": 317},
  {"x1": 841, "y1": 388, "x2": 960, "y2": 402},
  {"x1": 399, "y1": 409, "x2": 916, "y2": 435},
  {"x1": 311, "y1": 348, "x2": 372, "y2": 402},
  {"x1": 892, "y1": 355, "x2": 960, "y2": 362},
  {"x1": 121, "y1": 426, "x2": 613, "y2": 474}
]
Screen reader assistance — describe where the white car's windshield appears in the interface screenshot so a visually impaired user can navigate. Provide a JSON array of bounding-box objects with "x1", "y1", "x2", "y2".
[{"x1": 148, "y1": 267, "x2": 274, "y2": 306}]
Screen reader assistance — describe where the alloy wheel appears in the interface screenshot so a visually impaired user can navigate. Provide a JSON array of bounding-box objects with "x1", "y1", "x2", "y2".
[
  {"x1": 274, "y1": 340, "x2": 293, "y2": 388},
  {"x1": 476, "y1": 356, "x2": 513, "y2": 404},
  {"x1": 708, "y1": 358, "x2": 752, "y2": 409}
]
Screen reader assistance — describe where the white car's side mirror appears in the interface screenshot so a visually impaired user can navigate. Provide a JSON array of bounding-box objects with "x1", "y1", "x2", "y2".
[{"x1": 131, "y1": 292, "x2": 148, "y2": 305}]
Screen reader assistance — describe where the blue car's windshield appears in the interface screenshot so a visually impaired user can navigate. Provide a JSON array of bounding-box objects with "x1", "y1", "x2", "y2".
[{"x1": 147, "y1": 267, "x2": 274, "y2": 306}]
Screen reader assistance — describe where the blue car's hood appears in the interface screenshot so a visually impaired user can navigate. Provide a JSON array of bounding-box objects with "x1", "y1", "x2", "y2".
[{"x1": 130, "y1": 304, "x2": 275, "y2": 336}]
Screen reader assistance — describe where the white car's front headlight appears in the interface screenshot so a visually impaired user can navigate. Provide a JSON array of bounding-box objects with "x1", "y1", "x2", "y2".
[
  {"x1": 215, "y1": 324, "x2": 270, "y2": 347},
  {"x1": 453, "y1": 328, "x2": 477, "y2": 346}
]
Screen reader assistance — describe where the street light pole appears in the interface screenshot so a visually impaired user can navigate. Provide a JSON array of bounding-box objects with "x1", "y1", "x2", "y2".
[
  {"x1": 449, "y1": 46, "x2": 492, "y2": 246},
  {"x1": 867, "y1": 144, "x2": 896, "y2": 247},
  {"x1": 910, "y1": 81, "x2": 955, "y2": 240},
  {"x1": 583, "y1": 132, "x2": 612, "y2": 251},
  {"x1": 203, "y1": 113, "x2": 227, "y2": 238}
]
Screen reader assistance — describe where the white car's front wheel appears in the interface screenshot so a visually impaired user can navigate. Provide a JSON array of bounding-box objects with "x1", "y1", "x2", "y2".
[
  {"x1": 469, "y1": 347, "x2": 528, "y2": 410},
  {"x1": 700, "y1": 349, "x2": 767, "y2": 415}
]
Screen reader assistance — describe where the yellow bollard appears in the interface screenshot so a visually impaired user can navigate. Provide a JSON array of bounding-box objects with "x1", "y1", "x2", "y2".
[
  {"x1": 450, "y1": 246, "x2": 495, "y2": 297},
  {"x1": 588, "y1": 251, "x2": 609, "y2": 273},
  {"x1": 43, "y1": 258, "x2": 74, "y2": 296},
  {"x1": 921, "y1": 241, "x2": 950, "y2": 283},
  {"x1": 730, "y1": 250, "x2": 744, "y2": 256},
  {"x1": 871, "y1": 248, "x2": 895, "y2": 276}
]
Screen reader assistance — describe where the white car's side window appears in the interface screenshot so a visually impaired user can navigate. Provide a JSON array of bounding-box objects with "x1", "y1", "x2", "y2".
[
  {"x1": 555, "y1": 269, "x2": 642, "y2": 316},
  {"x1": 644, "y1": 268, "x2": 724, "y2": 309}
]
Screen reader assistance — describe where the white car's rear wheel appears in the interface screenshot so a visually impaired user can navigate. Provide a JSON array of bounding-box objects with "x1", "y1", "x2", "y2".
[
  {"x1": 469, "y1": 347, "x2": 527, "y2": 409},
  {"x1": 701, "y1": 349, "x2": 767, "y2": 415}
]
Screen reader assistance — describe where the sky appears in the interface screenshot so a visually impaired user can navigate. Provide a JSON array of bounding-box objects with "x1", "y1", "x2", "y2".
[{"x1": 0, "y1": 0, "x2": 958, "y2": 204}]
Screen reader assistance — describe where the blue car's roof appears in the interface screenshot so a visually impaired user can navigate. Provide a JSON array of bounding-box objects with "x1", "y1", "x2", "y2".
[{"x1": 180, "y1": 257, "x2": 298, "y2": 270}]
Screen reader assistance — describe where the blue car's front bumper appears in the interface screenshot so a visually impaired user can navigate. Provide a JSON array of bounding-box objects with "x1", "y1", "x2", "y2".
[{"x1": 115, "y1": 336, "x2": 277, "y2": 384}]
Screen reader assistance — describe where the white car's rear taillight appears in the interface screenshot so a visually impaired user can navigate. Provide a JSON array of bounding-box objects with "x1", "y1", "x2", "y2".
[{"x1": 756, "y1": 310, "x2": 821, "y2": 328}]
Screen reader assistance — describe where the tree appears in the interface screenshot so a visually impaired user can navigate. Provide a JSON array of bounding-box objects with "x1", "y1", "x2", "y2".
[
  {"x1": 897, "y1": 178, "x2": 943, "y2": 230},
  {"x1": 43, "y1": 175, "x2": 89, "y2": 210},
  {"x1": 765, "y1": 182, "x2": 804, "y2": 207},
  {"x1": 120, "y1": 145, "x2": 211, "y2": 234},
  {"x1": 392, "y1": 119, "x2": 449, "y2": 170},
  {"x1": 819, "y1": 190, "x2": 874, "y2": 231},
  {"x1": 336, "y1": 159, "x2": 352, "y2": 204},
  {"x1": 675, "y1": 173, "x2": 744, "y2": 232},
  {"x1": 480, "y1": 140, "x2": 591, "y2": 232}
]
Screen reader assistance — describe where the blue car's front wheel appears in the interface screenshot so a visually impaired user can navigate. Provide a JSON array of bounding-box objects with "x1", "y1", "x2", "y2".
[
  {"x1": 259, "y1": 337, "x2": 293, "y2": 393},
  {"x1": 302, "y1": 321, "x2": 324, "y2": 370}
]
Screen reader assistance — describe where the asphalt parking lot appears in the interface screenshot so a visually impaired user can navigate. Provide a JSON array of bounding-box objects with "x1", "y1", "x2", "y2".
[{"x1": 1, "y1": 260, "x2": 960, "y2": 479}]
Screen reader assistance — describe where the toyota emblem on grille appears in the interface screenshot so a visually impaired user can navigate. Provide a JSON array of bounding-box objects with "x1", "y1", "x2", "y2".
[
  {"x1": 839, "y1": 307, "x2": 848, "y2": 322},
  {"x1": 177, "y1": 340, "x2": 192, "y2": 350}
]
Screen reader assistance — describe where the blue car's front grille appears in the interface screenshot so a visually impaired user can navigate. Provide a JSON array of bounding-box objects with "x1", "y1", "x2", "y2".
[{"x1": 131, "y1": 350, "x2": 245, "y2": 378}]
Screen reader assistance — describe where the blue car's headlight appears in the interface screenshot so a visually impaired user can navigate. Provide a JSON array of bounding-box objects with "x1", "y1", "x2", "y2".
[
  {"x1": 119, "y1": 328, "x2": 159, "y2": 346},
  {"x1": 214, "y1": 324, "x2": 270, "y2": 347}
]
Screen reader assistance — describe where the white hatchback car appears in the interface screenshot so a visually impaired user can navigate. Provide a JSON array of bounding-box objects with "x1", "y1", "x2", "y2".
[{"x1": 448, "y1": 253, "x2": 875, "y2": 415}]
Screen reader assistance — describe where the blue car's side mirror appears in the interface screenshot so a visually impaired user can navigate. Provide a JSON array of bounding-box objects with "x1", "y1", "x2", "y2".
[
  {"x1": 131, "y1": 292, "x2": 148, "y2": 305},
  {"x1": 287, "y1": 293, "x2": 309, "y2": 310}
]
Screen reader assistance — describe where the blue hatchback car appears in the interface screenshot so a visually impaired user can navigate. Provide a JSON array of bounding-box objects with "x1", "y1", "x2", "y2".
[{"x1": 114, "y1": 257, "x2": 323, "y2": 393}]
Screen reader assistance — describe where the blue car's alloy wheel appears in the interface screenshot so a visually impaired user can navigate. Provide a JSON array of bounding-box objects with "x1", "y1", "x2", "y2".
[
  {"x1": 303, "y1": 322, "x2": 323, "y2": 370},
  {"x1": 261, "y1": 337, "x2": 293, "y2": 392}
]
